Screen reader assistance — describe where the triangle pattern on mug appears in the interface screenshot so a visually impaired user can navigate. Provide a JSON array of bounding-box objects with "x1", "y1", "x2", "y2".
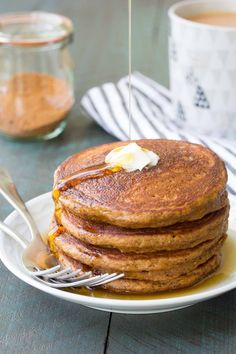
[
  {"x1": 176, "y1": 101, "x2": 186, "y2": 121},
  {"x1": 170, "y1": 40, "x2": 178, "y2": 62},
  {"x1": 194, "y1": 85, "x2": 210, "y2": 109}
]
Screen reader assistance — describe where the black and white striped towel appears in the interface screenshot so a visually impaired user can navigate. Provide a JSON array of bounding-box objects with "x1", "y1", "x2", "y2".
[{"x1": 81, "y1": 71, "x2": 236, "y2": 199}]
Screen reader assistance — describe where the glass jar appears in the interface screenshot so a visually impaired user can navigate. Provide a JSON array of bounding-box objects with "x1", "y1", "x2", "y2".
[{"x1": 0, "y1": 12, "x2": 74, "y2": 140}]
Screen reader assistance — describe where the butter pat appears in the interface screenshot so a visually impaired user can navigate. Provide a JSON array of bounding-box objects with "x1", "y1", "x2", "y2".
[{"x1": 105, "y1": 142, "x2": 160, "y2": 172}]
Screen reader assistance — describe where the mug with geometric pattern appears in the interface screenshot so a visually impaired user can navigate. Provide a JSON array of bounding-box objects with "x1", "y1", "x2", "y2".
[{"x1": 168, "y1": 0, "x2": 236, "y2": 139}]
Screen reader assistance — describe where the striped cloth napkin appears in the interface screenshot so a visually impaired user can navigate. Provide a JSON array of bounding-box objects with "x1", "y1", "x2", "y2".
[{"x1": 80, "y1": 71, "x2": 236, "y2": 199}]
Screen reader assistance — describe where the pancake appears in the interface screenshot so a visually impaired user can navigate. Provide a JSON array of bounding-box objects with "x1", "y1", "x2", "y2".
[
  {"x1": 54, "y1": 140, "x2": 227, "y2": 228},
  {"x1": 53, "y1": 228, "x2": 226, "y2": 272},
  {"x1": 59, "y1": 205, "x2": 229, "y2": 252},
  {"x1": 102, "y1": 254, "x2": 221, "y2": 293},
  {"x1": 57, "y1": 250, "x2": 222, "y2": 294},
  {"x1": 56, "y1": 232, "x2": 224, "y2": 281},
  {"x1": 50, "y1": 139, "x2": 228, "y2": 294}
]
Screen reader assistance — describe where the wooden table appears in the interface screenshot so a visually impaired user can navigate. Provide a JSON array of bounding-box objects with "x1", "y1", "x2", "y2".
[{"x1": 0, "y1": 1, "x2": 235, "y2": 353}]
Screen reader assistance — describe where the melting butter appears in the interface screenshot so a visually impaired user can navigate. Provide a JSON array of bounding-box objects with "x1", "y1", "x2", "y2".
[{"x1": 105, "y1": 143, "x2": 159, "y2": 172}]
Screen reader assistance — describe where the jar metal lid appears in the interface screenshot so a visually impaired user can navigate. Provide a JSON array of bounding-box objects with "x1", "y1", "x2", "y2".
[{"x1": 0, "y1": 12, "x2": 73, "y2": 46}]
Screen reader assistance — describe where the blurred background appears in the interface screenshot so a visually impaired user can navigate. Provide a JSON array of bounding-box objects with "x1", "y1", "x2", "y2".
[
  {"x1": 0, "y1": 0, "x2": 175, "y2": 98},
  {"x1": 0, "y1": 0, "x2": 177, "y2": 219},
  {"x1": 1, "y1": 3, "x2": 236, "y2": 354}
]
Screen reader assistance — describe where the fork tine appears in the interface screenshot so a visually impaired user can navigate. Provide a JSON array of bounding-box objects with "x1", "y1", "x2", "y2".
[
  {"x1": 63, "y1": 272, "x2": 92, "y2": 282},
  {"x1": 49, "y1": 272, "x2": 92, "y2": 283},
  {"x1": 30, "y1": 264, "x2": 124, "y2": 289},
  {"x1": 36, "y1": 274, "x2": 103, "y2": 288},
  {"x1": 88, "y1": 273, "x2": 119, "y2": 286},
  {"x1": 70, "y1": 275, "x2": 104, "y2": 288},
  {"x1": 87, "y1": 273, "x2": 111, "y2": 286},
  {"x1": 30, "y1": 265, "x2": 61, "y2": 276},
  {"x1": 55, "y1": 268, "x2": 84, "y2": 280},
  {"x1": 42, "y1": 267, "x2": 71, "y2": 279},
  {"x1": 91, "y1": 273, "x2": 125, "y2": 287}
]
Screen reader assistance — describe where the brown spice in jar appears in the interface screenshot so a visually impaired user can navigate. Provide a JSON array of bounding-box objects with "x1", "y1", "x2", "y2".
[{"x1": 0, "y1": 72, "x2": 74, "y2": 138}]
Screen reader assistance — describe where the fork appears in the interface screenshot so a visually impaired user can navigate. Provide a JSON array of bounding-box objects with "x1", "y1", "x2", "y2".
[{"x1": 0, "y1": 169, "x2": 124, "y2": 289}]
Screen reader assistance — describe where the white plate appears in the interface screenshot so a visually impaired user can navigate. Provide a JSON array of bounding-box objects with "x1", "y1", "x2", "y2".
[{"x1": 0, "y1": 192, "x2": 236, "y2": 314}]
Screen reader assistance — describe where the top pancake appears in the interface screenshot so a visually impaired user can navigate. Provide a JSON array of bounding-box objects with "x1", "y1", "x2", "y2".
[{"x1": 54, "y1": 139, "x2": 227, "y2": 228}]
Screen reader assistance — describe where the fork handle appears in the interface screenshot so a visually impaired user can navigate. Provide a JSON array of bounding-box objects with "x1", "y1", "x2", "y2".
[{"x1": 0, "y1": 169, "x2": 39, "y2": 241}]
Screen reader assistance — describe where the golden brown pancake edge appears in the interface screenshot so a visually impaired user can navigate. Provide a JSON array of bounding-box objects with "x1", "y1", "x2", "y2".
[
  {"x1": 57, "y1": 250, "x2": 222, "y2": 294},
  {"x1": 53, "y1": 230, "x2": 226, "y2": 272},
  {"x1": 59, "y1": 205, "x2": 229, "y2": 252},
  {"x1": 54, "y1": 139, "x2": 228, "y2": 228}
]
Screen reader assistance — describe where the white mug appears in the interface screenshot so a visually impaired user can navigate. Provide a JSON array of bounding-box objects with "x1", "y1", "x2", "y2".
[{"x1": 168, "y1": 0, "x2": 236, "y2": 139}]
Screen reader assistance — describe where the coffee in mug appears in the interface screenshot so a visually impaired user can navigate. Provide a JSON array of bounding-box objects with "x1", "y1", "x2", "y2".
[{"x1": 187, "y1": 12, "x2": 236, "y2": 27}]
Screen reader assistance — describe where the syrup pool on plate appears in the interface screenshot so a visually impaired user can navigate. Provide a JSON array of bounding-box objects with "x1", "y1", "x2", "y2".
[{"x1": 66, "y1": 235, "x2": 236, "y2": 300}]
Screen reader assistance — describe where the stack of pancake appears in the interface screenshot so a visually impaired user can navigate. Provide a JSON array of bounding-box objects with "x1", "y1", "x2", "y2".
[{"x1": 48, "y1": 140, "x2": 229, "y2": 294}]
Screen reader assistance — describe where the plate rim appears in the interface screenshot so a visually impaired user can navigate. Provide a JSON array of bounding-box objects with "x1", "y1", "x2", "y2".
[{"x1": 0, "y1": 191, "x2": 236, "y2": 310}]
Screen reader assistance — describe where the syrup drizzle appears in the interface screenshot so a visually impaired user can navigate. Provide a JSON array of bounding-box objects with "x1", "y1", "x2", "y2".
[
  {"x1": 48, "y1": 164, "x2": 123, "y2": 251},
  {"x1": 128, "y1": 0, "x2": 132, "y2": 139},
  {"x1": 48, "y1": 0, "x2": 133, "y2": 251},
  {"x1": 55, "y1": 163, "x2": 122, "y2": 192},
  {"x1": 48, "y1": 224, "x2": 65, "y2": 255}
]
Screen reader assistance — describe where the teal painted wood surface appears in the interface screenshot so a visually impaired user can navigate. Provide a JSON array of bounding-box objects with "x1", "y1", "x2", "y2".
[{"x1": 0, "y1": 1, "x2": 236, "y2": 353}]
